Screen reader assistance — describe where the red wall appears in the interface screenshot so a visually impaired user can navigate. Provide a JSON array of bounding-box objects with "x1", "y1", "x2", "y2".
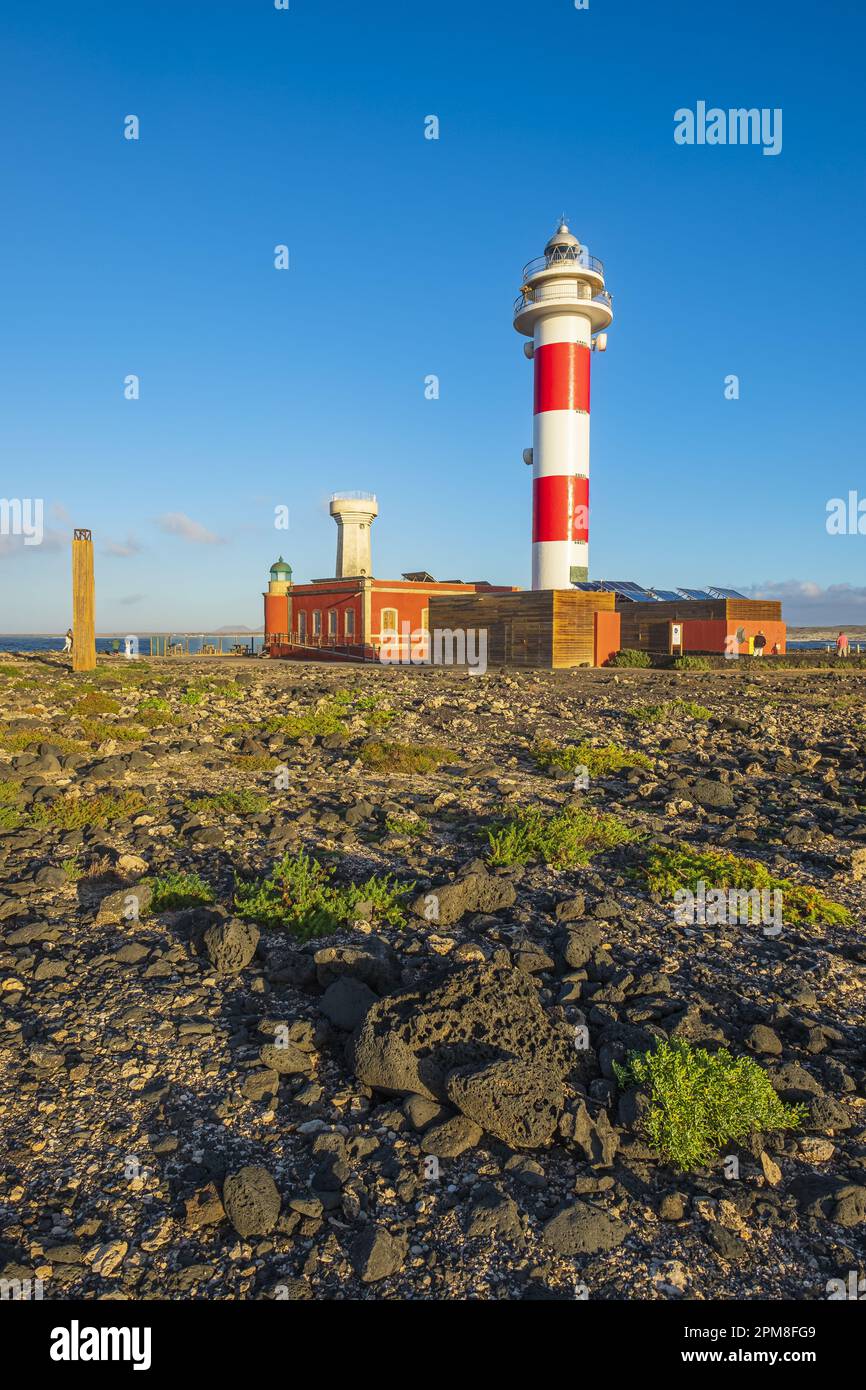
[
  {"x1": 263, "y1": 593, "x2": 289, "y2": 637},
  {"x1": 291, "y1": 588, "x2": 361, "y2": 644},
  {"x1": 594, "y1": 611, "x2": 621, "y2": 666},
  {"x1": 681, "y1": 619, "x2": 787, "y2": 655}
]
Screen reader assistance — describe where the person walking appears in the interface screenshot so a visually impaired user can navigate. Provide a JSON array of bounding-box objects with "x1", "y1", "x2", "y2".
[
  {"x1": 753, "y1": 630, "x2": 767, "y2": 658},
  {"x1": 62, "y1": 628, "x2": 73, "y2": 654},
  {"x1": 836, "y1": 631, "x2": 849, "y2": 657}
]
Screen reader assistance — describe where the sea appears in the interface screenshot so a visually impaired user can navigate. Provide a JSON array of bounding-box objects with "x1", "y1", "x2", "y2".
[
  {"x1": 0, "y1": 635, "x2": 264, "y2": 656},
  {"x1": 0, "y1": 636, "x2": 854, "y2": 656}
]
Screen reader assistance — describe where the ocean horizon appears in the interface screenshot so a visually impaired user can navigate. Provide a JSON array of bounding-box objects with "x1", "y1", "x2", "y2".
[{"x1": 0, "y1": 634, "x2": 264, "y2": 655}]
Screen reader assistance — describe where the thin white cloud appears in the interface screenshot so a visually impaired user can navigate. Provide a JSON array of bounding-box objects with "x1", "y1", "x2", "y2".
[
  {"x1": 0, "y1": 529, "x2": 67, "y2": 558},
  {"x1": 103, "y1": 533, "x2": 142, "y2": 557},
  {"x1": 744, "y1": 579, "x2": 866, "y2": 624},
  {"x1": 156, "y1": 512, "x2": 224, "y2": 545}
]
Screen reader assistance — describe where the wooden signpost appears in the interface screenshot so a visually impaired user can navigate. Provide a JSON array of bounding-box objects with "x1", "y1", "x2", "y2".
[{"x1": 71, "y1": 529, "x2": 96, "y2": 672}]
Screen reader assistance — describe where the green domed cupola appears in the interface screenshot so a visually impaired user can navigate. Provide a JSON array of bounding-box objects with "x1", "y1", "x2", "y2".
[{"x1": 269, "y1": 556, "x2": 292, "y2": 583}]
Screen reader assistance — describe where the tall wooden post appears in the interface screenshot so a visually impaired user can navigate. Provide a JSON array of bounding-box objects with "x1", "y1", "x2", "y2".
[{"x1": 71, "y1": 529, "x2": 96, "y2": 672}]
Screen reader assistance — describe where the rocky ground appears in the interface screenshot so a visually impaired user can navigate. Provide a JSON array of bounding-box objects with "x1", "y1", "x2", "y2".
[{"x1": 1, "y1": 653, "x2": 865, "y2": 1302}]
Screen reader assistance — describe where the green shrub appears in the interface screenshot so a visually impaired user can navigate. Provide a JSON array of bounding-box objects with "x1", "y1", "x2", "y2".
[
  {"x1": 76, "y1": 719, "x2": 147, "y2": 743},
  {"x1": 149, "y1": 870, "x2": 215, "y2": 912},
  {"x1": 228, "y1": 753, "x2": 280, "y2": 771},
  {"x1": 360, "y1": 741, "x2": 457, "y2": 774},
  {"x1": 533, "y1": 740, "x2": 652, "y2": 777},
  {"x1": 234, "y1": 849, "x2": 413, "y2": 940},
  {"x1": 137, "y1": 696, "x2": 173, "y2": 727},
  {"x1": 263, "y1": 701, "x2": 347, "y2": 739},
  {"x1": 486, "y1": 805, "x2": 640, "y2": 868},
  {"x1": 607, "y1": 648, "x2": 653, "y2": 668},
  {"x1": 385, "y1": 814, "x2": 429, "y2": 838},
  {"x1": 673, "y1": 655, "x2": 711, "y2": 671},
  {"x1": 138, "y1": 696, "x2": 171, "y2": 713},
  {"x1": 185, "y1": 789, "x2": 270, "y2": 818},
  {"x1": 641, "y1": 842, "x2": 851, "y2": 926},
  {"x1": 32, "y1": 791, "x2": 147, "y2": 829},
  {"x1": 75, "y1": 692, "x2": 121, "y2": 716},
  {"x1": 60, "y1": 856, "x2": 85, "y2": 883},
  {"x1": 614, "y1": 1038, "x2": 806, "y2": 1170},
  {"x1": 0, "y1": 778, "x2": 25, "y2": 830}
]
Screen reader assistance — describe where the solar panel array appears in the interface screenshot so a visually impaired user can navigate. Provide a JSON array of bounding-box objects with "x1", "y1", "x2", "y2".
[{"x1": 572, "y1": 579, "x2": 747, "y2": 603}]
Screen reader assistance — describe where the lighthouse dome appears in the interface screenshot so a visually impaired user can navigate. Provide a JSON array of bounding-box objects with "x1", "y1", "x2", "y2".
[
  {"x1": 545, "y1": 221, "x2": 581, "y2": 256},
  {"x1": 269, "y1": 556, "x2": 292, "y2": 581}
]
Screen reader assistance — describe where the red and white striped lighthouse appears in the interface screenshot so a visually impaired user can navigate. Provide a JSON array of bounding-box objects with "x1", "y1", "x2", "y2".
[{"x1": 514, "y1": 222, "x2": 613, "y2": 589}]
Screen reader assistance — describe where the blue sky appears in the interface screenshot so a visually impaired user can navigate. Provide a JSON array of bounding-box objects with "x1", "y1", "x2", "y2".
[{"x1": 1, "y1": 0, "x2": 865, "y2": 629}]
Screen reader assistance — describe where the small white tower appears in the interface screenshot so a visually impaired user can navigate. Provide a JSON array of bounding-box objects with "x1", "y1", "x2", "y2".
[
  {"x1": 330, "y1": 492, "x2": 378, "y2": 577},
  {"x1": 513, "y1": 222, "x2": 613, "y2": 588}
]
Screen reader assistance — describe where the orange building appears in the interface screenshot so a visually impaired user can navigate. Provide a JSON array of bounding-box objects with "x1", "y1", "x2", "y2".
[
  {"x1": 264, "y1": 571, "x2": 518, "y2": 660},
  {"x1": 262, "y1": 498, "x2": 518, "y2": 660}
]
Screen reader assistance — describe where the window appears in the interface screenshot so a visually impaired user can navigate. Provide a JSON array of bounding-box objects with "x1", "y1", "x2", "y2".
[
  {"x1": 380, "y1": 607, "x2": 398, "y2": 635},
  {"x1": 298, "y1": 611, "x2": 307, "y2": 641},
  {"x1": 312, "y1": 610, "x2": 322, "y2": 636},
  {"x1": 328, "y1": 609, "x2": 337, "y2": 637},
  {"x1": 345, "y1": 609, "x2": 355, "y2": 638}
]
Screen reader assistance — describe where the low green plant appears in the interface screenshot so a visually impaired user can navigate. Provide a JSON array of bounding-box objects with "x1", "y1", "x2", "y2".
[
  {"x1": 360, "y1": 741, "x2": 457, "y2": 774},
  {"x1": 533, "y1": 740, "x2": 652, "y2": 777},
  {"x1": 641, "y1": 842, "x2": 851, "y2": 926},
  {"x1": 673, "y1": 655, "x2": 711, "y2": 671},
  {"x1": 75, "y1": 692, "x2": 121, "y2": 716},
  {"x1": 486, "y1": 805, "x2": 640, "y2": 868},
  {"x1": 60, "y1": 856, "x2": 85, "y2": 883},
  {"x1": 31, "y1": 791, "x2": 148, "y2": 829},
  {"x1": 262, "y1": 703, "x2": 347, "y2": 739},
  {"x1": 0, "y1": 779, "x2": 22, "y2": 805},
  {"x1": 0, "y1": 731, "x2": 86, "y2": 756},
  {"x1": 228, "y1": 753, "x2": 280, "y2": 771},
  {"x1": 149, "y1": 870, "x2": 215, "y2": 912},
  {"x1": 185, "y1": 789, "x2": 271, "y2": 818},
  {"x1": 614, "y1": 1038, "x2": 806, "y2": 1170},
  {"x1": 385, "y1": 814, "x2": 429, "y2": 838},
  {"x1": 0, "y1": 805, "x2": 26, "y2": 830},
  {"x1": 209, "y1": 680, "x2": 244, "y2": 700},
  {"x1": 76, "y1": 719, "x2": 147, "y2": 743},
  {"x1": 138, "y1": 696, "x2": 171, "y2": 718},
  {"x1": 607, "y1": 648, "x2": 653, "y2": 668},
  {"x1": 234, "y1": 849, "x2": 413, "y2": 940}
]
